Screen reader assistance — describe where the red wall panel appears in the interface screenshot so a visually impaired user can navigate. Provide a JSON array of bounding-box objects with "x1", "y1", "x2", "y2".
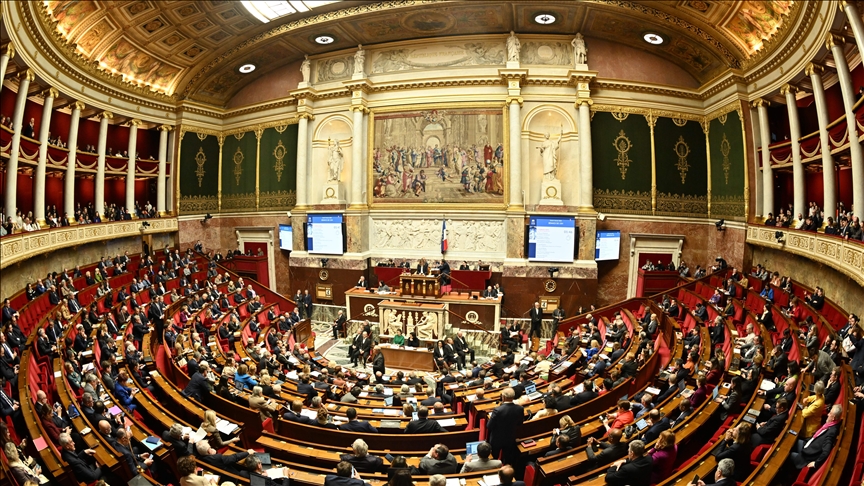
[
  {"x1": 135, "y1": 128, "x2": 158, "y2": 160},
  {"x1": 22, "y1": 99, "x2": 43, "y2": 139},
  {"x1": 774, "y1": 172, "x2": 793, "y2": 216},
  {"x1": 16, "y1": 173, "x2": 34, "y2": 215},
  {"x1": 837, "y1": 168, "x2": 853, "y2": 214},
  {"x1": 824, "y1": 83, "x2": 845, "y2": 122},
  {"x1": 109, "y1": 125, "x2": 130, "y2": 156},
  {"x1": 75, "y1": 178, "x2": 95, "y2": 206},
  {"x1": 105, "y1": 178, "x2": 126, "y2": 207},
  {"x1": 49, "y1": 110, "x2": 71, "y2": 144},
  {"x1": 804, "y1": 172, "x2": 825, "y2": 215},
  {"x1": 77, "y1": 118, "x2": 100, "y2": 149},
  {"x1": 0, "y1": 87, "x2": 16, "y2": 118},
  {"x1": 45, "y1": 177, "x2": 63, "y2": 215}
]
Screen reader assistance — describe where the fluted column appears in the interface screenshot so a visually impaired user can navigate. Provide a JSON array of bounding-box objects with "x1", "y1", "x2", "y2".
[
  {"x1": 157, "y1": 125, "x2": 170, "y2": 215},
  {"x1": 126, "y1": 120, "x2": 141, "y2": 216},
  {"x1": 507, "y1": 97, "x2": 523, "y2": 209},
  {"x1": 94, "y1": 112, "x2": 112, "y2": 217},
  {"x1": 753, "y1": 99, "x2": 773, "y2": 217},
  {"x1": 34, "y1": 88, "x2": 58, "y2": 226},
  {"x1": 64, "y1": 101, "x2": 83, "y2": 223},
  {"x1": 781, "y1": 84, "x2": 805, "y2": 221},
  {"x1": 349, "y1": 106, "x2": 367, "y2": 207},
  {"x1": 4, "y1": 70, "x2": 34, "y2": 217},
  {"x1": 578, "y1": 99, "x2": 594, "y2": 210},
  {"x1": 295, "y1": 113, "x2": 311, "y2": 208},
  {"x1": 0, "y1": 45, "x2": 14, "y2": 95},
  {"x1": 807, "y1": 63, "x2": 837, "y2": 218},
  {"x1": 828, "y1": 33, "x2": 864, "y2": 218}
]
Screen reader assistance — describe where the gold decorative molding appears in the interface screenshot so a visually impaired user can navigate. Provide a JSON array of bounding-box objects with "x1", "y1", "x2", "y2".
[
  {"x1": 71, "y1": 101, "x2": 85, "y2": 112},
  {"x1": 705, "y1": 101, "x2": 743, "y2": 123},
  {"x1": 593, "y1": 188, "x2": 652, "y2": 215},
  {"x1": 613, "y1": 130, "x2": 633, "y2": 180},
  {"x1": 656, "y1": 193, "x2": 707, "y2": 217},
  {"x1": 4, "y1": 44, "x2": 14, "y2": 59},
  {"x1": 273, "y1": 140, "x2": 287, "y2": 182},
  {"x1": 41, "y1": 88, "x2": 59, "y2": 99},
  {"x1": 805, "y1": 62, "x2": 824, "y2": 77},
  {"x1": 232, "y1": 146, "x2": 244, "y2": 185},
  {"x1": 779, "y1": 84, "x2": 798, "y2": 96},
  {"x1": 750, "y1": 98, "x2": 770, "y2": 109},
  {"x1": 0, "y1": 218, "x2": 178, "y2": 270},
  {"x1": 825, "y1": 33, "x2": 845, "y2": 50},
  {"x1": 19, "y1": 69, "x2": 35, "y2": 82},
  {"x1": 720, "y1": 133, "x2": 732, "y2": 185},
  {"x1": 194, "y1": 148, "x2": 207, "y2": 187},
  {"x1": 505, "y1": 96, "x2": 524, "y2": 106},
  {"x1": 158, "y1": 125, "x2": 173, "y2": 132},
  {"x1": 99, "y1": 111, "x2": 113, "y2": 120},
  {"x1": 673, "y1": 136, "x2": 691, "y2": 184},
  {"x1": 129, "y1": 119, "x2": 143, "y2": 127},
  {"x1": 179, "y1": 195, "x2": 217, "y2": 215}
]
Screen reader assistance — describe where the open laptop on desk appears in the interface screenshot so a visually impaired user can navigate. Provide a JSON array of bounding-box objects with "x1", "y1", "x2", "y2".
[{"x1": 524, "y1": 383, "x2": 542, "y2": 401}]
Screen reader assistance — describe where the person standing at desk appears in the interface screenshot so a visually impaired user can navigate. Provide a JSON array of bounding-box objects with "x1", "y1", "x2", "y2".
[
  {"x1": 303, "y1": 289, "x2": 313, "y2": 320},
  {"x1": 372, "y1": 346, "x2": 386, "y2": 376},
  {"x1": 439, "y1": 259, "x2": 451, "y2": 288},
  {"x1": 529, "y1": 301, "x2": 543, "y2": 347},
  {"x1": 552, "y1": 306, "x2": 566, "y2": 327},
  {"x1": 416, "y1": 258, "x2": 430, "y2": 275},
  {"x1": 487, "y1": 388, "x2": 524, "y2": 466}
]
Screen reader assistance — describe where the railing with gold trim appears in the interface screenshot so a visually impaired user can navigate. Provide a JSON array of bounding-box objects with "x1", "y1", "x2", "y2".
[
  {"x1": 0, "y1": 218, "x2": 178, "y2": 269},
  {"x1": 746, "y1": 224, "x2": 864, "y2": 287}
]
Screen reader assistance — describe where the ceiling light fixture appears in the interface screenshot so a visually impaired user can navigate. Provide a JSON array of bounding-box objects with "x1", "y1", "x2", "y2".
[
  {"x1": 239, "y1": 63, "x2": 256, "y2": 73},
  {"x1": 534, "y1": 13, "x2": 556, "y2": 25},
  {"x1": 314, "y1": 35, "x2": 335, "y2": 45},
  {"x1": 643, "y1": 32, "x2": 664, "y2": 45}
]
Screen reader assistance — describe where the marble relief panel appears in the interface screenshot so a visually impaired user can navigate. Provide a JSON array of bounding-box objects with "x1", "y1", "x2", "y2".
[
  {"x1": 371, "y1": 41, "x2": 505, "y2": 74},
  {"x1": 371, "y1": 218, "x2": 505, "y2": 254}
]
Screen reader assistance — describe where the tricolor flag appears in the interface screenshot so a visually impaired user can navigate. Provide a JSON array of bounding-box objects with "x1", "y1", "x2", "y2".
[{"x1": 441, "y1": 219, "x2": 448, "y2": 253}]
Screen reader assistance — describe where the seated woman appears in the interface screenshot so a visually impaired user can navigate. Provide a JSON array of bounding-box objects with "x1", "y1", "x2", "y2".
[
  {"x1": 234, "y1": 364, "x2": 258, "y2": 391},
  {"x1": 648, "y1": 431, "x2": 678, "y2": 484},
  {"x1": 713, "y1": 422, "x2": 752, "y2": 481},
  {"x1": 529, "y1": 397, "x2": 558, "y2": 421},
  {"x1": 405, "y1": 332, "x2": 420, "y2": 347},
  {"x1": 315, "y1": 408, "x2": 339, "y2": 429}
]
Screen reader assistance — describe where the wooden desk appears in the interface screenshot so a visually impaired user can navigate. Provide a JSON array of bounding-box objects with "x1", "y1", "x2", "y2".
[
  {"x1": 379, "y1": 344, "x2": 436, "y2": 371},
  {"x1": 400, "y1": 274, "x2": 441, "y2": 298}
]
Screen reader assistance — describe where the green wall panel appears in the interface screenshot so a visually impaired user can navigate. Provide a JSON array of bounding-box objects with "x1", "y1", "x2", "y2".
[
  {"x1": 179, "y1": 131, "x2": 219, "y2": 215},
  {"x1": 259, "y1": 125, "x2": 298, "y2": 210},
  {"x1": 591, "y1": 111, "x2": 652, "y2": 215},
  {"x1": 709, "y1": 110, "x2": 746, "y2": 219},
  {"x1": 654, "y1": 117, "x2": 708, "y2": 217},
  {"x1": 221, "y1": 131, "x2": 257, "y2": 212}
]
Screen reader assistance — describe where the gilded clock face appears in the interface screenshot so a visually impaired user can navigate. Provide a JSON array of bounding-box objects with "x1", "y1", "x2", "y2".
[
  {"x1": 319, "y1": 269, "x2": 329, "y2": 281},
  {"x1": 544, "y1": 279, "x2": 557, "y2": 292}
]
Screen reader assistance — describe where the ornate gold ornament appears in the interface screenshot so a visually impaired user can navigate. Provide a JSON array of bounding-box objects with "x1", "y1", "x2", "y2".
[
  {"x1": 544, "y1": 279, "x2": 557, "y2": 292},
  {"x1": 196, "y1": 132, "x2": 208, "y2": 141},
  {"x1": 194, "y1": 147, "x2": 206, "y2": 187},
  {"x1": 465, "y1": 311, "x2": 479, "y2": 323},
  {"x1": 672, "y1": 118, "x2": 688, "y2": 127},
  {"x1": 720, "y1": 133, "x2": 731, "y2": 185},
  {"x1": 613, "y1": 130, "x2": 633, "y2": 180},
  {"x1": 673, "y1": 136, "x2": 691, "y2": 184},
  {"x1": 232, "y1": 147, "x2": 244, "y2": 185},
  {"x1": 718, "y1": 113, "x2": 728, "y2": 125},
  {"x1": 544, "y1": 185, "x2": 560, "y2": 199},
  {"x1": 319, "y1": 269, "x2": 329, "y2": 281},
  {"x1": 274, "y1": 125, "x2": 288, "y2": 134},
  {"x1": 273, "y1": 140, "x2": 287, "y2": 182},
  {"x1": 611, "y1": 111, "x2": 629, "y2": 122}
]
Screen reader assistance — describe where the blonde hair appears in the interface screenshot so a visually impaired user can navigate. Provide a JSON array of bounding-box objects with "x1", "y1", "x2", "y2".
[
  {"x1": 559, "y1": 415, "x2": 576, "y2": 428},
  {"x1": 203, "y1": 410, "x2": 218, "y2": 430}
]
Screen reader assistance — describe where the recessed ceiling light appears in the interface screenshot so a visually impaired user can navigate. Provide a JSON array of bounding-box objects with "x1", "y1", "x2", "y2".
[
  {"x1": 239, "y1": 64, "x2": 256, "y2": 73},
  {"x1": 643, "y1": 32, "x2": 664, "y2": 45},
  {"x1": 314, "y1": 35, "x2": 335, "y2": 45},
  {"x1": 534, "y1": 13, "x2": 556, "y2": 25}
]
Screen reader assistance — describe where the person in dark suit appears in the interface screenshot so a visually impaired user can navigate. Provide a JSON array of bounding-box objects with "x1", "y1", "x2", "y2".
[
  {"x1": 787, "y1": 404, "x2": 842, "y2": 471},
  {"x1": 498, "y1": 465, "x2": 526, "y2": 486},
  {"x1": 687, "y1": 458, "x2": 737, "y2": 486},
  {"x1": 340, "y1": 438, "x2": 385, "y2": 473},
  {"x1": 453, "y1": 331, "x2": 475, "y2": 368},
  {"x1": 586, "y1": 428, "x2": 627, "y2": 469},
  {"x1": 487, "y1": 388, "x2": 524, "y2": 465},
  {"x1": 339, "y1": 408, "x2": 378, "y2": 433},
  {"x1": 640, "y1": 410, "x2": 671, "y2": 444},
  {"x1": 59, "y1": 433, "x2": 103, "y2": 483},
  {"x1": 283, "y1": 399, "x2": 315, "y2": 424},
  {"x1": 183, "y1": 364, "x2": 214, "y2": 401},
  {"x1": 148, "y1": 295, "x2": 165, "y2": 344},
  {"x1": 528, "y1": 302, "x2": 543, "y2": 345},
  {"x1": 604, "y1": 439, "x2": 653, "y2": 486},
  {"x1": 405, "y1": 406, "x2": 445, "y2": 434},
  {"x1": 332, "y1": 310, "x2": 347, "y2": 340},
  {"x1": 325, "y1": 461, "x2": 373, "y2": 486},
  {"x1": 303, "y1": 290, "x2": 313, "y2": 319},
  {"x1": 197, "y1": 441, "x2": 253, "y2": 477},
  {"x1": 296, "y1": 374, "x2": 316, "y2": 402},
  {"x1": 371, "y1": 346, "x2": 385, "y2": 376},
  {"x1": 355, "y1": 276, "x2": 369, "y2": 290},
  {"x1": 415, "y1": 258, "x2": 430, "y2": 275}
]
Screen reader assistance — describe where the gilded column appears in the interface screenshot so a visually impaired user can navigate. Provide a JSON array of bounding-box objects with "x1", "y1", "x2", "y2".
[
  {"x1": 577, "y1": 99, "x2": 594, "y2": 211},
  {"x1": 157, "y1": 125, "x2": 170, "y2": 215},
  {"x1": 828, "y1": 33, "x2": 864, "y2": 219},
  {"x1": 646, "y1": 112, "x2": 657, "y2": 214},
  {"x1": 64, "y1": 101, "x2": 83, "y2": 224},
  {"x1": 507, "y1": 97, "x2": 523, "y2": 209},
  {"x1": 349, "y1": 105, "x2": 367, "y2": 208},
  {"x1": 255, "y1": 127, "x2": 263, "y2": 210},
  {"x1": 295, "y1": 114, "x2": 312, "y2": 209},
  {"x1": 126, "y1": 119, "x2": 141, "y2": 217},
  {"x1": 807, "y1": 63, "x2": 837, "y2": 218},
  {"x1": 94, "y1": 112, "x2": 112, "y2": 217},
  {"x1": 0, "y1": 45, "x2": 14, "y2": 94},
  {"x1": 702, "y1": 119, "x2": 712, "y2": 217},
  {"x1": 752, "y1": 99, "x2": 773, "y2": 217},
  {"x1": 34, "y1": 88, "x2": 57, "y2": 226},
  {"x1": 781, "y1": 85, "x2": 805, "y2": 220},
  {"x1": 4, "y1": 69, "x2": 33, "y2": 218}
]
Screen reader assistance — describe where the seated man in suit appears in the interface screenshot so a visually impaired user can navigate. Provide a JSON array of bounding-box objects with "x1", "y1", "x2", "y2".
[
  {"x1": 686, "y1": 458, "x2": 736, "y2": 486},
  {"x1": 341, "y1": 438, "x2": 385, "y2": 473},
  {"x1": 497, "y1": 465, "x2": 526, "y2": 486},
  {"x1": 786, "y1": 404, "x2": 842, "y2": 471},
  {"x1": 604, "y1": 439, "x2": 653, "y2": 486},
  {"x1": 196, "y1": 440, "x2": 254, "y2": 477},
  {"x1": 585, "y1": 428, "x2": 627, "y2": 470},
  {"x1": 751, "y1": 398, "x2": 789, "y2": 446},
  {"x1": 405, "y1": 406, "x2": 445, "y2": 434},
  {"x1": 340, "y1": 407, "x2": 378, "y2": 433},
  {"x1": 325, "y1": 461, "x2": 373, "y2": 486},
  {"x1": 59, "y1": 433, "x2": 103, "y2": 483},
  {"x1": 544, "y1": 434, "x2": 573, "y2": 458},
  {"x1": 283, "y1": 399, "x2": 315, "y2": 424}
]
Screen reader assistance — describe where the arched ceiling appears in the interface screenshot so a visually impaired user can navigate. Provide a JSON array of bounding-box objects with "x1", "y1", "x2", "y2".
[{"x1": 32, "y1": 0, "x2": 805, "y2": 107}]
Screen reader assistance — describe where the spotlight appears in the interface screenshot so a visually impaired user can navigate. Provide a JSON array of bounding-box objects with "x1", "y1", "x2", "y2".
[
  {"x1": 548, "y1": 267, "x2": 559, "y2": 278},
  {"x1": 715, "y1": 219, "x2": 725, "y2": 231},
  {"x1": 597, "y1": 212, "x2": 607, "y2": 222},
  {"x1": 141, "y1": 221, "x2": 150, "y2": 227},
  {"x1": 775, "y1": 231, "x2": 785, "y2": 243},
  {"x1": 321, "y1": 258, "x2": 329, "y2": 268},
  {"x1": 201, "y1": 214, "x2": 213, "y2": 225}
]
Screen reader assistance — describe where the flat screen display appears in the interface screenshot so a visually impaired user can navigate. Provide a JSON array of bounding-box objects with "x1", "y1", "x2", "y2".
[
  {"x1": 307, "y1": 214, "x2": 344, "y2": 255},
  {"x1": 595, "y1": 230, "x2": 621, "y2": 261},
  {"x1": 278, "y1": 225, "x2": 292, "y2": 251},
  {"x1": 527, "y1": 216, "x2": 576, "y2": 263}
]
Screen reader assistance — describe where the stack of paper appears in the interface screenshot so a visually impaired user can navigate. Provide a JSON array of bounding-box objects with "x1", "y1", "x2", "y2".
[{"x1": 436, "y1": 418, "x2": 456, "y2": 427}]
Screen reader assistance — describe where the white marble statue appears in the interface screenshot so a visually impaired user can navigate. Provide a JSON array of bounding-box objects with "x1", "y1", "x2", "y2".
[
  {"x1": 572, "y1": 34, "x2": 587, "y2": 65},
  {"x1": 416, "y1": 311, "x2": 437, "y2": 340},
  {"x1": 300, "y1": 55, "x2": 311, "y2": 83},
  {"x1": 506, "y1": 31, "x2": 521, "y2": 62},
  {"x1": 354, "y1": 45, "x2": 365, "y2": 76},
  {"x1": 327, "y1": 139, "x2": 344, "y2": 182},
  {"x1": 539, "y1": 131, "x2": 563, "y2": 181},
  {"x1": 384, "y1": 311, "x2": 403, "y2": 336}
]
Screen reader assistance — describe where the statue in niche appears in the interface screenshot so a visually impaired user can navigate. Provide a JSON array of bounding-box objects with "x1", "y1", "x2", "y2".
[
  {"x1": 572, "y1": 34, "x2": 587, "y2": 65},
  {"x1": 478, "y1": 114, "x2": 487, "y2": 134},
  {"x1": 383, "y1": 311, "x2": 403, "y2": 336},
  {"x1": 506, "y1": 31, "x2": 521, "y2": 62},
  {"x1": 300, "y1": 55, "x2": 311, "y2": 83},
  {"x1": 354, "y1": 45, "x2": 365, "y2": 76},
  {"x1": 327, "y1": 139, "x2": 344, "y2": 182},
  {"x1": 416, "y1": 311, "x2": 437, "y2": 340},
  {"x1": 539, "y1": 131, "x2": 563, "y2": 181}
]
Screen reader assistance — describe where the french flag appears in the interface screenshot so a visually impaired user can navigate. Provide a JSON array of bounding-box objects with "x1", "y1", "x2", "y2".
[{"x1": 441, "y1": 219, "x2": 448, "y2": 253}]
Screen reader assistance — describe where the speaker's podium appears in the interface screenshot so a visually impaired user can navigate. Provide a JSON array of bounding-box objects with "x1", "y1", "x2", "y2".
[{"x1": 400, "y1": 274, "x2": 441, "y2": 298}]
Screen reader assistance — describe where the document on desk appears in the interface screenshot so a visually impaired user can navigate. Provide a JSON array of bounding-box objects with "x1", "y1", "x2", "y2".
[
  {"x1": 267, "y1": 467, "x2": 288, "y2": 479},
  {"x1": 300, "y1": 409, "x2": 318, "y2": 420},
  {"x1": 446, "y1": 479, "x2": 461, "y2": 486},
  {"x1": 482, "y1": 474, "x2": 502, "y2": 486},
  {"x1": 759, "y1": 379, "x2": 776, "y2": 391},
  {"x1": 436, "y1": 418, "x2": 456, "y2": 427}
]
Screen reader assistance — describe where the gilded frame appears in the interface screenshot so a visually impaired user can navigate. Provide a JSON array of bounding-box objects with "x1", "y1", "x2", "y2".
[{"x1": 366, "y1": 102, "x2": 508, "y2": 210}]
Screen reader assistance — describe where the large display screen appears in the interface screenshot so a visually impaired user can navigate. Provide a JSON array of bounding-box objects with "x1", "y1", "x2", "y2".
[
  {"x1": 278, "y1": 225, "x2": 293, "y2": 251},
  {"x1": 307, "y1": 214, "x2": 344, "y2": 255},
  {"x1": 527, "y1": 216, "x2": 576, "y2": 263},
  {"x1": 595, "y1": 230, "x2": 621, "y2": 261}
]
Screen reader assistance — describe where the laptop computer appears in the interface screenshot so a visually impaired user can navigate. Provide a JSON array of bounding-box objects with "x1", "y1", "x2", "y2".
[
  {"x1": 384, "y1": 396, "x2": 394, "y2": 406},
  {"x1": 525, "y1": 384, "x2": 542, "y2": 401},
  {"x1": 509, "y1": 379, "x2": 519, "y2": 387},
  {"x1": 255, "y1": 452, "x2": 272, "y2": 466},
  {"x1": 712, "y1": 385, "x2": 721, "y2": 400},
  {"x1": 250, "y1": 472, "x2": 270, "y2": 486},
  {"x1": 635, "y1": 418, "x2": 649, "y2": 431},
  {"x1": 677, "y1": 379, "x2": 687, "y2": 391},
  {"x1": 466, "y1": 441, "x2": 483, "y2": 455}
]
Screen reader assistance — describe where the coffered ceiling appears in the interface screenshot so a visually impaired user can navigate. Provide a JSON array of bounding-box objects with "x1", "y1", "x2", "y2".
[{"x1": 29, "y1": 1, "x2": 807, "y2": 107}]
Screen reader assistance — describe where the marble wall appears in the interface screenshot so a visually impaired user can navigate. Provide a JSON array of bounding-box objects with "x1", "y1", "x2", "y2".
[
  {"x1": 751, "y1": 246, "x2": 863, "y2": 316},
  {"x1": 0, "y1": 233, "x2": 174, "y2": 301},
  {"x1": 595, "y1": 219, "x2": 745, "y2": 306}
]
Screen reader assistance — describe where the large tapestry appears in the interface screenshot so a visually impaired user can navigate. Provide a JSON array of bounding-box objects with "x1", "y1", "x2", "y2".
[{"x1": 370, "y1": 106, "x2": 505, "y2": 207}]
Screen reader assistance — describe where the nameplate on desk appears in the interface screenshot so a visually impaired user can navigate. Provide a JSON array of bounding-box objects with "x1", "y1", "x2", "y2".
[{"x1": 54, "y1": 371, "x2": 62, "y2": 378}]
